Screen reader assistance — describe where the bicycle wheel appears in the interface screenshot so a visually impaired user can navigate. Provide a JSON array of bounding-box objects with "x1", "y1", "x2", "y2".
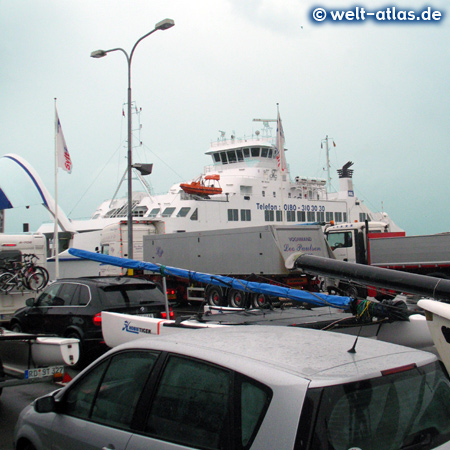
[
  {"x1": 25, "y1": 271, "x2": 47, "y2": 291},
  {"x1": 35, "y1": 266, "x2": 50, "y2": 284},
  {"x1": 0, "y1": 272, "x2": 16, "y2": 292}
]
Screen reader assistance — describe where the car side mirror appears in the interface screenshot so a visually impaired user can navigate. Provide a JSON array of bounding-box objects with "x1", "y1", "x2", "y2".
[
  {"x1": 25, "y1": 298, "x2": 35, "y2": 307},
  {"x1": 34, "y1": 394, "x2": 57, "y2": 413}
]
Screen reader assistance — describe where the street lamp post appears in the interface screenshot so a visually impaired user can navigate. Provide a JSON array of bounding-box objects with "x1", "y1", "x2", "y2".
[{"x1": 91, "y1": 18, "x2": 174, "y2": 260}]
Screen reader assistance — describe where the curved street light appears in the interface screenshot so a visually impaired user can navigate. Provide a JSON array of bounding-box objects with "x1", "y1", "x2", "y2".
[{"x1": 90, "y1": 18, "x2": 174, "y2": 260}]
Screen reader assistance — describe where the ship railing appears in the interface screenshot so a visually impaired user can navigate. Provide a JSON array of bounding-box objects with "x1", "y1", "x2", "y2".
[{"x1": 210, "y1": 136, "x2": 274, "y2": 148}]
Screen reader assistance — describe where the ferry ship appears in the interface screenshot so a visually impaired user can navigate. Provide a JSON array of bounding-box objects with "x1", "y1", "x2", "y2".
[
  {"x1": 6, "y1": 115, "x2": 402, "y2": 256},
  {"x1": 86, "y1": 117, "x2": 400, "y2": 235}
]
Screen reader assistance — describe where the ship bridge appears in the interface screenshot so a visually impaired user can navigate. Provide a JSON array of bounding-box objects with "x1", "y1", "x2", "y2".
[{"x1": 206, "y1": 138, "x2": 277, "y2": 168}]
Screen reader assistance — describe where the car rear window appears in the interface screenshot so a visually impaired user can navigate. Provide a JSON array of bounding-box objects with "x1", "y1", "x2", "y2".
[
  {"x1": 296, "y1": 361, "x2": 450, "y2": 450},
  {"x1": 101, "y1": 284, "x2": 163, "y2": 307}
]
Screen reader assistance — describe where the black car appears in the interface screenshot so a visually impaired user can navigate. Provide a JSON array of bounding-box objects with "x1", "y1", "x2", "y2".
[{"x1": 9, "y1": 276, "x2": 174, "y2": 367}]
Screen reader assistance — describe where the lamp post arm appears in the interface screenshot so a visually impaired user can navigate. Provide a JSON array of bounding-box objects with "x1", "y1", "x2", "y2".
[{"x1": 129, "y1": 28, "x2": 158, "y2": 66}]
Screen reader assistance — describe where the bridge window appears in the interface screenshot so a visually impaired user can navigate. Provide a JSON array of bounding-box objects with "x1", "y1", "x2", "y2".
[
  {"x1": 268, "y1": 149, "x2": 273, "y2": 158},
  {"x1": 243, "y1": 148, "x2": 250, "y2": 158},
  {"x1": 326, "y1": 212, "x2": 334, "y2": 222},
  {"x1": 149, "y1": 208, "x2": 160, "y2": 218},
  {"x1": 220, "y1": 152, "x2": 228, "y2": 164},
  {"x1": 317, "y1": 211, "x2": 325, "y2": 222},
  {"x1": 335, "y1": 212, "x2": 343, "y2": 222},
  {"x1": 307, "y1": 211, "x2": 315, "y2": 222},
  {"x1": 190, "y1": 209, "x2": 198, "y2": 221},
  {"x1": 213, "y1": 153, "x2": 220, "y2": 163},
  {"x1": 227, "y1": 151, "x2": 237, "y2": 163},
  {"x1": 276, "y1": 211, "x2": 283, "y2": 222},
  {"x1": 286, "y1": 211, "x2": 295, "y2": 222},
  {"x1": 261, "y1": 148, "x2": 268, "y2": 158},
  {"x1": 236, "y1": 149, "x2": 244, "y2": 161},
  {"x1": 251, "y1": 147, "x2": 260, "y2": 157},
  {"x1": 297, "y1": 211, "x2": 306, "y2": 222}
]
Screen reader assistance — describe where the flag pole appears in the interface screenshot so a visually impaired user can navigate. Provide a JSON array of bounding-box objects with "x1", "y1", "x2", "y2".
[
  {"x1": 276, "y1": 103, "x2": 285, "y2": 224},
  {"x1": 54, "y1": 98, "x2": 60, "y2": 279}
]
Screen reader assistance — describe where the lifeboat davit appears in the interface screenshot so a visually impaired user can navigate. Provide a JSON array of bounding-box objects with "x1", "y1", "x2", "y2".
[{"x1": 180, "y1": 174, "x2": 222, "y2": 196}]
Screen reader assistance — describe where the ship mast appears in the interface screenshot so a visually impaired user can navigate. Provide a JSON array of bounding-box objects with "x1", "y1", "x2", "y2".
[{"x1": 321, "y1": 135, "x2": 335, "y2": 195}]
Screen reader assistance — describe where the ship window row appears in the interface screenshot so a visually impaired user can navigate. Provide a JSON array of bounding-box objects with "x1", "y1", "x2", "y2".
[
  {"x1": 148, "y1": 207, "x2": 198, "y2": 221},
  {"x1": 265, "y1": 210, "x2": 347, "y2": 223},
  {"x1": 227, "y1": 209, "x2": 251, "y2": 222},
  {"x1": 105, "y1": 203, "x2": 148, "y2": 219},
  {"x1": 212, "y1": 147, "x2": 274, "y2": 165}
]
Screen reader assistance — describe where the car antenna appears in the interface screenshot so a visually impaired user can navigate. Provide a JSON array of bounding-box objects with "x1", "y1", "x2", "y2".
[{"x1": 348, "y1": 326, "x2": 363, "y2": 353}]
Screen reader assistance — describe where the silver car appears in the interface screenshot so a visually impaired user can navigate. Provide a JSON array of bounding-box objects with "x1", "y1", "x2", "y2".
[{"x1": 14, "y1": 326, "x2": 450, "y2": 450}]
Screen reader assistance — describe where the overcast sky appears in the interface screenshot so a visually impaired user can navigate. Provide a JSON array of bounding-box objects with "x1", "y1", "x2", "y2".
[{"x1": 0, "y1": 0, "x2": 449, "y2": 236}]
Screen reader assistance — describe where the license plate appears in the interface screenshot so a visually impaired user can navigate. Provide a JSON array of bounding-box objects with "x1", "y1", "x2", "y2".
[
  {"x1": 137, "y1": 313, "x2": 155, "y2": 318},
  {"x1": 25, "y1": 366, "x2": 64, "y2": 379}
]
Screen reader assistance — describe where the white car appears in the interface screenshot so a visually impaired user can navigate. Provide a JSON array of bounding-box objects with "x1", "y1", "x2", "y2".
[{"x1": 14, "y1": 326, "x2": 450, "y2": 450}]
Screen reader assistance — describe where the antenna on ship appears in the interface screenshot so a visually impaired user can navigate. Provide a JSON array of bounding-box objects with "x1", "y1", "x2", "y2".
[
  {"x1": 321, "y1": 135, "x2": 336, "y2": 194},
  {"x1": 253, "y1": 118, "x2": 275, "y2": 137}
]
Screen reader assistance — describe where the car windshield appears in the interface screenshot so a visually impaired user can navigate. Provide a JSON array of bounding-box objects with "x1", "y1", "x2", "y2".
[
  {"x1": 101, "y1": 285, "x2": 162, "y2": 307},
  {"x1": 300, "y1": 361, "x2": 450, "y2": 450}
]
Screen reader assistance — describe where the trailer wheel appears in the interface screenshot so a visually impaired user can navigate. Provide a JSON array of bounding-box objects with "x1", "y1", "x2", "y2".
[
  {"x1": 251, "y1": 293, "x2": 269, "y2": 309},
  {"x1": 228, "y1": 289, "x2": 247, "y2": 308},
  {"x1": 342, "y1": 284, "x2": 359, "y2": 299},
  {"x1": 205, "y1": 286, "x2": 224, "y2": 306}
]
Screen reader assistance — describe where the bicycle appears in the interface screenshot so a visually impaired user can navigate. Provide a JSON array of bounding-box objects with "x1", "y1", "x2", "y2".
[
  {"x1": 0, "y1": 254, "x2": 49, "y2": 292},
  {"x1": 23, "y1": 253, "x2": 49, "y2": 287}
]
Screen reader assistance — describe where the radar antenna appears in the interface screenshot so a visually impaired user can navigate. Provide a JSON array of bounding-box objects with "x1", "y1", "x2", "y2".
[{"x1": 253, "y1": 118, "x2": 276, "y2": 137}]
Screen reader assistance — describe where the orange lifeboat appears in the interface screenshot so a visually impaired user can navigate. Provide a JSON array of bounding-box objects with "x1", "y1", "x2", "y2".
[{"x1": 180, "y1": 174, "x2": 222, "y2": 196}]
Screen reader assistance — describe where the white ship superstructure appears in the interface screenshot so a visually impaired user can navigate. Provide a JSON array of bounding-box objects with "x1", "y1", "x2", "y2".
[
  {"x1": 89, "y1": 134, "x2": 397, "y2": 234},
  {"x1": 4, "y1": 116, "x2": 401, "y2": 257}
]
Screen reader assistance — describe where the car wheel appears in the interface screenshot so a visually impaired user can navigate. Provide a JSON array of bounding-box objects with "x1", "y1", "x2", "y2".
[
  {"x1": 20, "y1": 441, "x2": 37, "y2": 450},
  {"x1": 10, "y1": 321, "x2": 23, "y2": 333}
]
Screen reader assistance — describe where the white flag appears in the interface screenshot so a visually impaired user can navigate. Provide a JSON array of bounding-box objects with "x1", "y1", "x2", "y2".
[
  {"x1": 276, "y1": 111, "x2": 287, "y2": 171},
  {"x1": 56, "y1": 111, "x2": 72, "y2": 173}
]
